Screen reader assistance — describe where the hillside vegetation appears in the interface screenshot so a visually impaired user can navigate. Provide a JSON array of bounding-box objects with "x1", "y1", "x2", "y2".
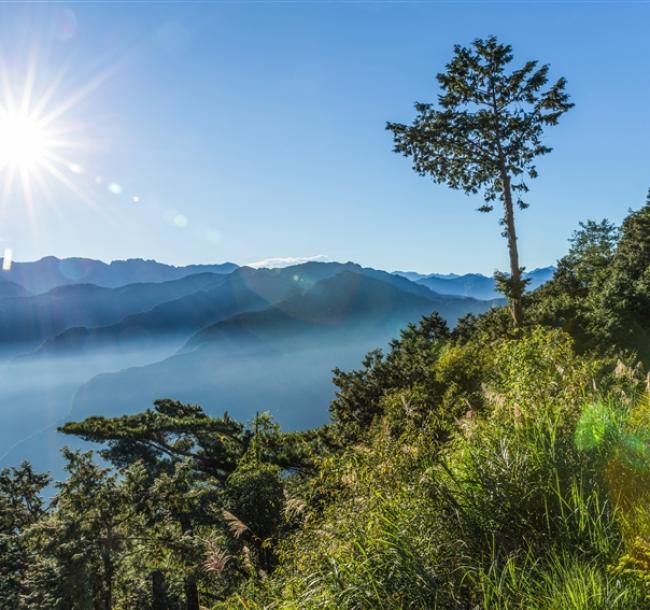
[
  {"x1": 2, "y1": 34, "x2": 649, "y2": 610},
  {"x1": 1, "y1": 198, "x2": 649, "y2": 609}
]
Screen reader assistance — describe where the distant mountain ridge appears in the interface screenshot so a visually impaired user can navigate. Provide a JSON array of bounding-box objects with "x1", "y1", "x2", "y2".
[
  {"x1": 394, "y1": 267, "x2": 556, "y2": 300},
  {"x1": 182, "y1": 270, "x2": 488, "y2": 354},
  {"x1": 0, "y1": 276, "x2": 31, "y2": 299},
  {"x1": 0, "y1": 272, "x2": 225, "y2": 353},
  {"x1": 393, "y1": 271, "x2": 460, "y2": 282},
  {"x1": 0, "y1": 255, "x2": 555, "y2": 299},
  {"x1": 29, "y1": 262, "x2": 499, "y2": 359},
  {"x1": 0, "y1": 257, "x2": 551, "y2": 358},
  {"x1": 1, "y1": 259, "x2": 503, "y2": 474},
  {"x1": 0, "y1": 256, "x2": 238, "y2": 294}
]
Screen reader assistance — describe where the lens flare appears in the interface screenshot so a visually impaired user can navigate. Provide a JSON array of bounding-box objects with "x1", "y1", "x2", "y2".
[{"x1": 2, "y1": 248, "x2": 12, "y2": 271}]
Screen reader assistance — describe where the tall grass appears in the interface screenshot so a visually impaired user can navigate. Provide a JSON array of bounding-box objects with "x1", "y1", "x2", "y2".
[
  {"x1": 472, "y1": 549, "x2": 643, "y2": 610},
  {"x1": 212, "y1": 332, "x2": 650, "y2": 609}
]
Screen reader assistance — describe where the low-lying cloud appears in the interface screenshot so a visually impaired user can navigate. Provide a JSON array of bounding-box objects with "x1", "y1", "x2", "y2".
[{"x1": 247, "y1": 254, "x2": 331, "y2": 269}]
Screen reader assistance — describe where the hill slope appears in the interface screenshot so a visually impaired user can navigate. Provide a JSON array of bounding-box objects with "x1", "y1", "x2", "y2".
[{"x1": 0, "y1": 276, "x2": 30, "y2": 298}]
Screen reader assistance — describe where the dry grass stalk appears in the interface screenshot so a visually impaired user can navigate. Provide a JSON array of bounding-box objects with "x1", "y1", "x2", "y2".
[
  {"x1": 223, "y1": 510, "x2": 249, "y2": 539},
  {"x1": 202, "y1": 539, "x2": 231, "y2": 574}
]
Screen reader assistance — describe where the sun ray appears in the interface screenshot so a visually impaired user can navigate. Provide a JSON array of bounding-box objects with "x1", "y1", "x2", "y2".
[
  {"x1": 38, "y1": 66, "x2": 114, "y2": 129},
  {"x1": 38, "y1": 157, "x2": 109, "y2": 220},
  {"x1": 30, "y1": 166, "x2": 66, "y2": 224},
  {"x1": 0, "y1": 165, "x2": 17, "y2": 212},
  {"x1": 18, "y1": 165, "x2": 36, "y2": 226},
  {"x1": 20, "y1": 46, "x2": 39, "y2": 114},
  {"x1": 29, "y1": 66, "x2": 66, "y2": 123},
  {"x1": 0, "y1": 58, "x2": 17, "y2": 115}
]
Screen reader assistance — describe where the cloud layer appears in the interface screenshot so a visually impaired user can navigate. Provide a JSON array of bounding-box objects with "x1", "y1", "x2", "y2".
[{"x1": 246, "y1": 254, "x2": 331, "y2": 269}]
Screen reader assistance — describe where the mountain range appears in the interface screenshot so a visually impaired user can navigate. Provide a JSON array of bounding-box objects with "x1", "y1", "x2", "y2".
[
  {"x1": 0, "y1": 272, "x2": 224, "y2": 353},
  {"x1": 0, "y1": 256, "x2": 554, "y2": 476},
  {"x1": 28, "y1": 262, "x2": 483, "y2": 359},
  {"x1": 0, "y1": 255, "x2": 237, "y2": 294},
  {"x1": 70, "y1": 270, "x2": 500, "y2": 426},
  {"x1": 393, "y1": 267, "x2": 555, "y2": 299}
]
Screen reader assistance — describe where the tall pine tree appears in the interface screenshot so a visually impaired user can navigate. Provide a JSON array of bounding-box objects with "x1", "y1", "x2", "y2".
[{"x1": 387, "y1": 36, "x2": 573, "y2": 327}]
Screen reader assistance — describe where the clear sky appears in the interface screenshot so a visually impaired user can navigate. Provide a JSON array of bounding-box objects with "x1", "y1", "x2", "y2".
[{"x1": 0, "y1": 1, "x2": 648, "y2": 274}]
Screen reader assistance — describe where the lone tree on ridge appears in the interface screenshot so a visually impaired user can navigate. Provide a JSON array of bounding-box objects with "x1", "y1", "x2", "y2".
[{"x1": 387, "y1": 36, "x2": 573, "y2": 327}]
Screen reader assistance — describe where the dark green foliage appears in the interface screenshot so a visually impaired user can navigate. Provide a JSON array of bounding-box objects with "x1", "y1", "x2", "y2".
[
  {"x1": 387, "y1": 37, "x2": 572, "y2": 206},
  {"x1": 527, "y1": 218, "x2": 619, "y2": 350},
  {"x1": 22, "y1": 450, "x2": 124, "y2": 610},
  {"x1": 454, "y1": 193, "x2": 650, "y2": 369},
  {"x1": 226, "y1": 463, "x2": 284, "y2": 543},
  {"x1": 54, "y1": 403, "x2": 324, "y2": 609},
  {"x1": 330, "y1": 312, "x2": 449, "y2": 439},
  {"x1": 0, "y1": 463, "x2": 49, "y2": 610},
  {"x1": 599, "y1": 195, "x2": 650, "y2": 359},
  {"x1": 59, "y1": 399, "x2": 250, "y2": 480},
  {"x1": 535, "y1": 197, "x2": 650, "y2": 362},
  {"x1": 225, "y1": 462, "x2": 285, "y2": 575}
]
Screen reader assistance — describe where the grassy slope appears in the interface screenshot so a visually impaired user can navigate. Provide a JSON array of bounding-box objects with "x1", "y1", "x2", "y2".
[{"x1": 214, "y1": 327, "x2": 650, "y2": 609}]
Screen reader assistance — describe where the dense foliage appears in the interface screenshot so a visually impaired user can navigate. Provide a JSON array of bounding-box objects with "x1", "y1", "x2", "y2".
[{"x1": 1, "y1": 194, "x2": 649, "y2": 609}]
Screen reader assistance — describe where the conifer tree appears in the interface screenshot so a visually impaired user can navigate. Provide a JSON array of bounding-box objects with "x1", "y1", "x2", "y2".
[
  {"x1": 24, "y1": 450, "x2": 125, "y2": 610},
  {"x1": 387, "y1": 36, "x2": 573, "y2": 326},
  {"x1": 0, "y1": 463, "x2": 49, "y2": 608},
  {"x1": 598, "y1": 191, "x2": 650, "y2": 357}
]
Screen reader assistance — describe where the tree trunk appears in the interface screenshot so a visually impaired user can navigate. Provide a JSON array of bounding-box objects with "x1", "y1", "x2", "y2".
[
  {"x1": 179, "y1": 515, "x2": 200, "y2": 610},
  {"x1": 183, "y1": 577, "x2": 200, "y2": 610},
  {"x1": 151, "y1": 570, "x2": 168, "y2": 610},
  {"x1": 491, "y1": 83, "x2": 524, "y2": 329},
  {"x1": 500, "y1": 171, "x2": 524, "y2": 328},
  {"x1": 101, "y1": 533, "x2": 113, "y2": 610}
]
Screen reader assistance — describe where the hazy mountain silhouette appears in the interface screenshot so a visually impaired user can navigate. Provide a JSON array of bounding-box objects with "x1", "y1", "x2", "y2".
[
  {"x1": 0, "y1": 256, "x2": 237, "y2": 294},
  {"x1": 29, "y1": 262, "x2": 445, "y2": 358},
  {"x1": 392, "y1": 271, "x2": 460, "y2": 282},
  {"x1": 0, "y1": 277, "x2": 30, "y2": 298},
  {"x1": 0, "y1": 272, "x2": 224, "y2": 353},
  {"x1": 414, "y1": 267, "x2": 555, "y2": 299},
  {"x1": 184, "y1": 270, "x2": 492, "y2": 353},
  {"x1": 30, "y1": 272, "x2": 270, "y2": 357},
  {"x1": 70, "y1": 271, "x2": 499, "y2": 428}
]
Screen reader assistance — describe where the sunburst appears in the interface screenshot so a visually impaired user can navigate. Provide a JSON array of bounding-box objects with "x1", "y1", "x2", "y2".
[{"x1": 0, "y1": 57, "x2": 110, "y2": 215}]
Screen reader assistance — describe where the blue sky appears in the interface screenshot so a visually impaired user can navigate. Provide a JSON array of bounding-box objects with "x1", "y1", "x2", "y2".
[{"x1": 0, "y1": 1, "x2": 648, "y2": 274}]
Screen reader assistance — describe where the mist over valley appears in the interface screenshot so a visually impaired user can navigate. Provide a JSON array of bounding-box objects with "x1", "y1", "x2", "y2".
[{"x1": 0, "y1": 256, "x2": 522, "y2": 477}]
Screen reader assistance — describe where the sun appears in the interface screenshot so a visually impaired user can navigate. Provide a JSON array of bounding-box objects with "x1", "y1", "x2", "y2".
[
  {"x1": 0, "y1": 55, "x2": 136, "y2": 225},
  {"x1": 0, "y1": 59, "x2": 106, "y2": 210},
  {"x1": 0, "y1": 109, "x2": 52, "y2": 172},
  {"x1": 0, "y1": 91, "x2": 78, "y2": 211}
]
